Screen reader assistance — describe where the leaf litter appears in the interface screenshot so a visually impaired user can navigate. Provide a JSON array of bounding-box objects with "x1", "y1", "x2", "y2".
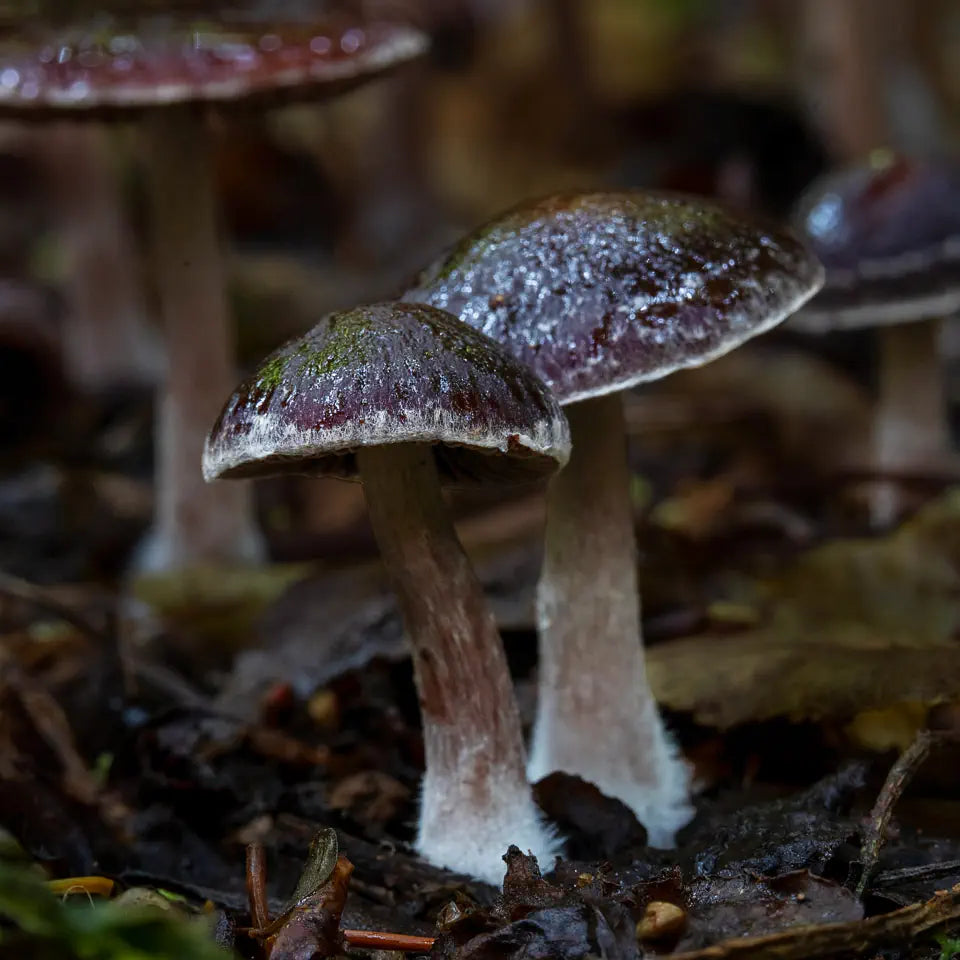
[{"x1": 4, "y1": 361, "x2": 960, "y2": 958}]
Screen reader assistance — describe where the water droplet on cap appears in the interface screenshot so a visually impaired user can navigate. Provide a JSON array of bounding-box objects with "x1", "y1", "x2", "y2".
[
  {"x1": 340, "y1": 28, "x2": 364, "y2": 54},
  {"x1": 259, "y1": 33, "x2": 282, "y2": 52}
]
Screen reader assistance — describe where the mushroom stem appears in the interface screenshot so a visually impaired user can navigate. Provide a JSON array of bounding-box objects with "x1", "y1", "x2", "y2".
[
  {"x1": 871, "y1": 320, "x2": 949, "y2": 527},
  {"x1": 529, "y1": 393, "x2": 692, "y2": 846},
  {"x1": 138, "y1": 107, "x2": 263, "y2": 571},
  {"x1": 358, "y1": 443, "x2": 555, "y2": 884},
  {"x1": 41, "y1": 123, "x2": 159, "y2": 391}
]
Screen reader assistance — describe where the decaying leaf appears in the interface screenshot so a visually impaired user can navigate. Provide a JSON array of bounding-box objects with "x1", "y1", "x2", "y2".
[
  {"x1": 434, "y1": 847, "x2": 638, "y2": 960},
  {"x1": 649, "y1": 490, "x2": 960, "y2": 728},
  {"x1": 257, "y1": 828, "x2": 352, "y2": 960},
  {"x1": 679, "y1": 871, "x2": 862, "y2": 950},
  {"x1": 650, "y1": 634, "x2": 960, "y2": 728},
  {"x1": 532, "y1": 772, "x2": 647, "y2": 861},
  {"x1": 659, "y1": 882, "x2": 960, "y2": 960}
]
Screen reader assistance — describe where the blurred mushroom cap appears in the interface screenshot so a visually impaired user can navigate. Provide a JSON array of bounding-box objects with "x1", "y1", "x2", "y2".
[
  {"x1": 792, "y1": 152, "x2": 960, "y2": 332},
  {"x1": 0, "y1": 11, "x2": 427, "y2": 117}
]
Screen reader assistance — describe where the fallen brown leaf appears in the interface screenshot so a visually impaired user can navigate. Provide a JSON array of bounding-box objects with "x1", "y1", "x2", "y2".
[{"x1": 659, "y1": 882, "x2": 960, "y2": 959}]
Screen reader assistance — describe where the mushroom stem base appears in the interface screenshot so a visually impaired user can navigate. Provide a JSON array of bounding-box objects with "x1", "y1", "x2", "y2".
[
  {"x1": 138, "y1": 107, "x2": 263, "y2": 571},
  {"x1": 871, "y1": 320, "x2": 950, "y2": 527},
  {"x1": 530, "y1": 393, "x2": 692, "y2": 846},
  {"x1": 358, "y1": 444, "x2": 556, "y2": 884}
]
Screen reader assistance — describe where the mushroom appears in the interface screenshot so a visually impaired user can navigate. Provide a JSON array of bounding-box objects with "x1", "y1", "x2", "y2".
[
  {"x1": 404, "y1": 191, "x2": 824, "y2": 845},
  {"x1": 0, "y1": 10, "x2": 427, "y2": 571},
  {"x1": 203, "y1": 301, "x2": 569, "y2": 884},
  {"x1": 36, "y1": 123, "x2": 160, "y2": 392},
  {"x1": 791, "y1": 152, "x2": 960, "y2": 527}
]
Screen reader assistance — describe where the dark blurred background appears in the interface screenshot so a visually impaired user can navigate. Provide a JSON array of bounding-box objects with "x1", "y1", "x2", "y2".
[{"x1": 1, "y1": 0, "x2": 959, "y2": 579}]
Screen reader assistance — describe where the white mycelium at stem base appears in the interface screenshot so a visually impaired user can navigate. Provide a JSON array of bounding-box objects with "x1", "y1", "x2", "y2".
[
  {"x1": 871, "y1": 320, "x2": 950, "y2": 528},
  {"x1": 528, "y1": 393, "x2": 693, "y2": 847},
  {"x1": 137, "y1": 108, "x2": 263, "y2": 571},
  {"x1": 358, "y1": 442, "x2": 558, "y2": 884}
]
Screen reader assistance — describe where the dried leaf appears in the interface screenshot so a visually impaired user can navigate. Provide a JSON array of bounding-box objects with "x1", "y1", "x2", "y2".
[
  {"x1": 649, "y1": 490, "x2": 960, "y2": 728},
  {"x1": 260, "y1": 840, "x2": 352, "y2": 960}
]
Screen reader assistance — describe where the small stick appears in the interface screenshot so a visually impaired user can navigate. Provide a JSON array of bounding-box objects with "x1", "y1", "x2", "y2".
[
  {"x1": 245, "y1": 840, "x2": 435, "y2": 952},
  {"x1": 0, "y1": 570, "x2": 107, "y2": 639},
  {"x1": 874, "y1": 859, "x2": 960, "y2": 887},
  {"x1": 857, "y1": 730, "x2": 954, "y2": 897},
  {"x1": 343, "y1": 929, "x2": 436, "y2": 951},
  {"x1": 245, "y1": 843, "x2": 270, "y2": 931}
]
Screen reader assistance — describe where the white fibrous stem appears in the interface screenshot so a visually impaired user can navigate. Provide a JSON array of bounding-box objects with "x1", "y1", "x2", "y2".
[
  {"x1": 138, "y1": 108, "x2": 263, "y2": 571},
  {"x1": 358, "y1": 444, "x2": 557, "y2": 885},
  {"x1": 870, "y1": 320, "x2": 949, "y2": 527},
  {"x1": 41, "y1": 123, "x2": 160, "y2": 391},
  {"x1": 529, "y1": 393, "x2": 693, "y2": 847}
]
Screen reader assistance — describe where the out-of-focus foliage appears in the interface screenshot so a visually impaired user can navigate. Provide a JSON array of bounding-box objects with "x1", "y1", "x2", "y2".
[{"x1": 0, "y1": 862, "x2": 232, "y2": 960}]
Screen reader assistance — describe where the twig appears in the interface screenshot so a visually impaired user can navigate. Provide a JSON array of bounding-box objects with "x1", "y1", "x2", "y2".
[
  {"x1": 14, "y1": 673, "x2": 102, "y2": 806},
  {"x1": 660, "y1": 883, "x2": 960, "y2": 959},
  {"x1": 244, "y1": 837, "x2": 434, "y2": 952},
  {"x1": 246, "y1": 843, "x2": 270, "y2": 931},
  {"x1": 857, "y1": 730, "x2": 953, "y2": 896},
  {"x1": 0, "y1": 569, "x2": 107, "y2": 639},
  {"x1": 346, "y1": 874, "x2": 395, "y2": 906},
  {"x1": 342, "y1": 929, "x2": 435, "y2": 951},
  {"x1": 874, "y1": 859, "x2": 960, "y2": 888},
  {"x1": 835, "y1": 465, "x2": 960, "y2": 486}
]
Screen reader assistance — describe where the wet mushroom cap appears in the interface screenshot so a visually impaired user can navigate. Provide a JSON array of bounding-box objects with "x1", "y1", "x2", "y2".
[
  {"x1": 203, "y1": 302, "x2": 570, "y2": 483},
  {"x1": 793, "y1": 153, "x2": 960, "y2": 331},
  {"x1": 0, "y1": 14, "x2": 427, "y2": 117},
  {"x1": 403, "y1": 191, "x2": 823, "y2": 405}
]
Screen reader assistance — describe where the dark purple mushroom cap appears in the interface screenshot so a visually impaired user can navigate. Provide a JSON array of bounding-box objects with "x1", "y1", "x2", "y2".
[
  {"x1": 792, "y1": 153, "x2": 960, "y2": 332},
  {"x1": 402, "y1": 192, "x2": 823, "y2": 406},
  {"x1": 203, "y1": 302, "x2": 570, "y2": 484},
  {"x1": 0, "y1": 13, "x2": 427, "y2": 117}
]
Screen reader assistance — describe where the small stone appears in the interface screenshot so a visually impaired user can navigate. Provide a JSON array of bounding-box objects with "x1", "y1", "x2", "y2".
[
  {"x1": 307, "y1": 688, "x2": 339, "y2": 730},
  {"x1": 637, "y1": 901, "x2": 686, "y2": 941}
]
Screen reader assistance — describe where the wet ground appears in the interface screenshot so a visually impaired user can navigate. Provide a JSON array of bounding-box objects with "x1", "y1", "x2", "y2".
[{"x1": 3, "y1": 348, "x2": 960, "y2": 959}]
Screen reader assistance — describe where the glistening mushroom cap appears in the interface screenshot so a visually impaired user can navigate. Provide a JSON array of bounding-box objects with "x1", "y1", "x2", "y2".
[
  {"x1": 203, "y1": 302, "x2": 570, "y2": 484},
  {"x1": 792, "y1": 152, "x2": 960, "y2": 332},
  {"x1": 0, "y1": 13, "x2": 427, "y2": 117},
  {"x1": 403, "y1": 191, "x2": 824, "y2": 405}
]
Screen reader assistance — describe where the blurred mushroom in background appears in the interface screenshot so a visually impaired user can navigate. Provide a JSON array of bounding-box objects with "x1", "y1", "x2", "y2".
[
  {"x1": 34, "y1": 124, "x2": 161, "y2": 393},
  {"x1": 787, "y1": 0, "x2": 959, "y2": 526},
  {"x1": 0, "y1": 5, "x2": 427, "y2": 573},
  {"x1": 791, "y1": 152, "x2": 960, "y2": 528}
]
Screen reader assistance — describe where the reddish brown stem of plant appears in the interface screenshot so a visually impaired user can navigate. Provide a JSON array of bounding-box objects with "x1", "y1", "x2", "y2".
[
  {"x1": 246, "y1": 842, "x2": 270, "y2": 931},
  {"x1": 245, "y1": 838, "x2": 435, "y2": 953},
  {"x1": 342, "y1": 929, "x2": 436, "y2": 951}
]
